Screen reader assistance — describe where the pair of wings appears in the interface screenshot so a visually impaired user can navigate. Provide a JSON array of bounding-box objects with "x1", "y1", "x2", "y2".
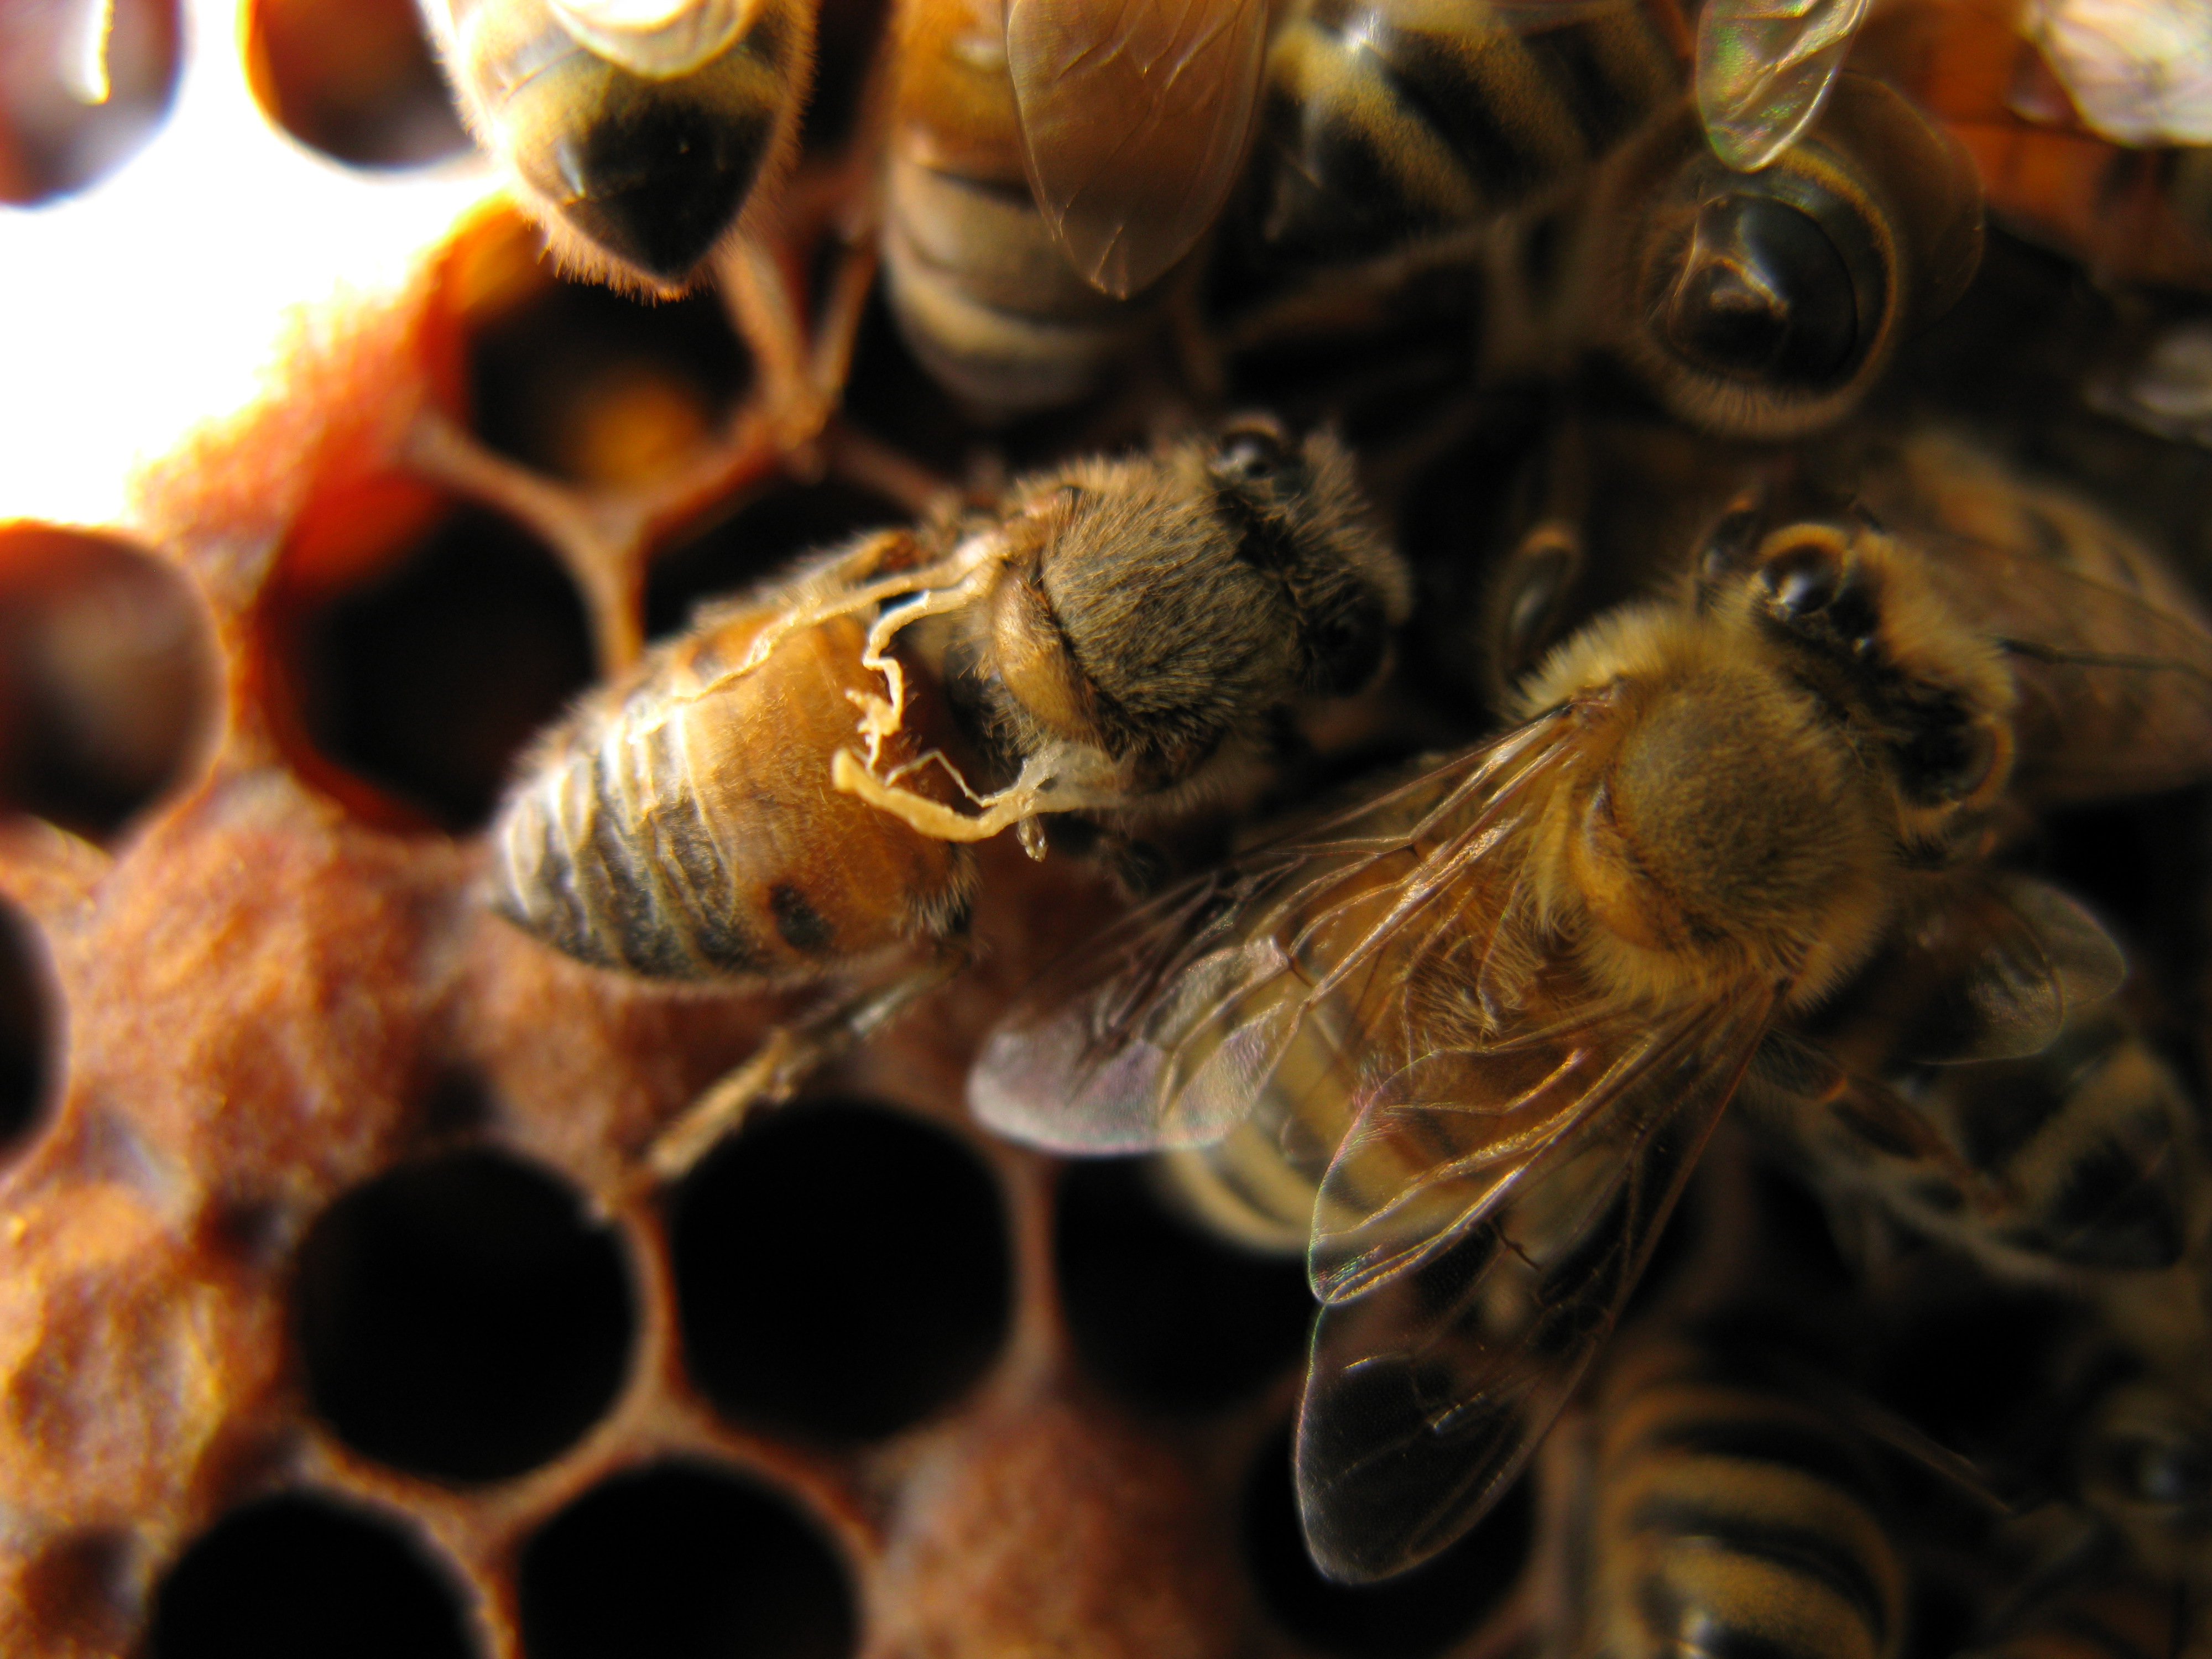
[
  {"x1": 972, "y1": 713, "x2": 1774, "y2": 1580},
  {"x1": 971, "y1": 701, "x2": 2140, "y2": 1583}
]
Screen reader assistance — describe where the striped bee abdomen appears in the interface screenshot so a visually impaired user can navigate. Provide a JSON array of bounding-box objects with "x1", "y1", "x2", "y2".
[
  {"x1": 1590, "y1": 1340, "x2": 1907, "y2": 1659},
  {"x1": 1250, "y1": 0, "x2": 1680, "y2": 267},
  {"x1": 492, "y1": 600, "x2": 971, "y2": 980}
]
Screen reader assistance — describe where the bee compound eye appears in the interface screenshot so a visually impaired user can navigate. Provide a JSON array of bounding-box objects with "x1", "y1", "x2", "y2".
[
  {"x1": 1659, "y1": 194, "x2": 1862, "y2": 387},
  {"x1": 1213, "y1": 422, "x2": 1297, "y2": 484},
  {"x1": 1756, "y1": 537, "x2": 1842, "y2": 619},
  {"x1": 1305, "y1": 597, "x2": 1389, "y2": 698}
]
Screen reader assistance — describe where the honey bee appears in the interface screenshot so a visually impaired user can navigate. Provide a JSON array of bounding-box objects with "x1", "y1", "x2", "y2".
[
  {"x1": 1746, "y1": 998, "x2": 2203, "y2": 1287},
  {"x1": 1571, "y1": 1335, "x2": 1908, "y2": 1659},
  {"x1": 1236, "y1": 0, "x2": 1684, "y2": 275},
  {"x1": 1228, "y1": 71, "x2": 1984, "y2": 443},
  {"x1": 490, "y1": 421, "x2": 1407, "y2": 1169},
  {"x1": 416, "y1": 0, "x2": 816, "y2": 293},
  {"x1": 879, "y1": 0, "x2": 1270, "y2": 416},
  {"x1": 1572, "y1": 72, "x2": 1984, "y2": 440},
  {"x1": 968, "y1": 454, "x2": 2212, "y2": 1581}
]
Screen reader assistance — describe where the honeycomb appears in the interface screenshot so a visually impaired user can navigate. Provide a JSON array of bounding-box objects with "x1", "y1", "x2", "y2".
[{"x1": 4, "y1": 1, "x2": 2212, "y2": 1657}]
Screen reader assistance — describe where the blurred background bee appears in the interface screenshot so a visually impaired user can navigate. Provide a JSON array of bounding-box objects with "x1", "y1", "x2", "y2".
[
  {"x1": 877, "y1": 0, "x2": 1269, "y2": 418},
  {"x1": 1561, "y1": 1331, "x2": 1911, "y2": 1659},
  {"x1": 491, "y1": 420, "x2": 1407, "y2": 1170},
  {"x1": 416, "y1": 0, "x2": 817, "y2": 293},
  {"x1": 969, "y1": 435, "x2": 2212, "y2": 1583}
]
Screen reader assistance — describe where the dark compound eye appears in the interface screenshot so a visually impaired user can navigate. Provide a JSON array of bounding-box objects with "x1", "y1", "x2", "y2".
[
  {"x1": 1756, "y1": 537, "x2": 1841, "y2": 619},
  {"x1": 1660, "y1": 194, "x2": 1862, "y2": 386},
  {"x1": 1305, "y1": 597, "x2": 1387, "y2": 698},
  {"x1": 1213, "y1": 422, "x2": 1298, "y2": 485}
]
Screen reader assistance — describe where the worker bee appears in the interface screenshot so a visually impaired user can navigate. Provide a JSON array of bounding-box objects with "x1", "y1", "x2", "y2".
[
  {"x1": 490, "y1": 421, "x2": 1407, "y2": 1168},
  {"x1": 879, "y1": 0, "x2": 1270, "y2": 416},
  {"x1": 968, "y1": 453, "x2": 2212, "y2": 1582},
  {"x1": 1236, "y1": 0, "x2": 1683, "y2": 276},
  {"x1": 1571, "y1": 71, "x2": 1983, "y2": 440},
  {"x1": 1569, "y1": 1334, "x2": 1908, "y2": 1659},
  {"x1": 1228, "y1": 71, "x2": 1984, "y2": 444},
  {"x1": 415, "y1": 0, "x2": 816, "y2": 293},
  {"x1": 1746, "y1": 998, "x2": 2204, "y2": 1289}
]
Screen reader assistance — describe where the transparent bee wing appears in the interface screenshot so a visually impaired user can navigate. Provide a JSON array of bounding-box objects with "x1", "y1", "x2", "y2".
[
  {"x1": 1292, "y1": 995, "x2": 1768, "y2": 1582},
  {"x1": 1693, "y1": 0, "x2": 1870, "y2": 171},
  {"x1": 1873, "y1": 448, "x2": 2212, "y2": 802},
  {"x1": 968, "y1": 717, "x2": 1582, "y2": 1152},
  {"x1": 1886, "y1": 874, "x2": 2124, "y2": 1066},
  {"x1": 1004, "y1": 0, "x2": 1270, "y2": 298}
]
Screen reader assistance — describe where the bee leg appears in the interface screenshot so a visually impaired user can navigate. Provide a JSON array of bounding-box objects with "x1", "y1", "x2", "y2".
[
  {"x1": 642, "y1": 945, "x2": 968, "y2": 1181},
  {"x1": 721, "y1": 234, "x2": 833, "y2": 457}
]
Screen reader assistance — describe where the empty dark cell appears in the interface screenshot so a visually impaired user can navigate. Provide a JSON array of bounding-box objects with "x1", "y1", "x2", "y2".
[
  {"x1": 295, "y1": 1145, "x2": 636, "y2": 1482},
  {"x1": 0, "y1": 527, "x2": 215, "y2": 841},
  {"x1": 0, "y1": 901, "x2": 51, "y2": 1151},
  {"x1": 148, "y1": 1491, "x2": 473, "y2": 1659},
  {"x1": 468, "y1": 280, "x2": 750, "y2": 486},
  {"x1": 1055, "y1": 1157, "x2": 1313, "y2": 1415},
  {"x1": 0, "y1": 0, "x2": 179, "y2": 204},
  {"x1": 645, "y1": 482, "x2": 904, "y2": 640},
  {"x1": 518, "y1": 1460, "x2": 855, "y2": 1659},
  {"x1": 1243, "y1": 1427, "x2": 1532, "y2": 1659},
  {"x1": 838, "y1": 291, "x2": 985, "y2": 476},
  {"x1": 246, "y1": 0, "x2": 468, "y2": 169},
  {"x1": 296, "y1": 508, "x2": 592, "y2": 832},
  {"x1": 802, "y1": 0, "x2": 893, "y2": 152},
  {"x1": 671, "y1": 1099, "x2": 1010, "y2": 1440}
]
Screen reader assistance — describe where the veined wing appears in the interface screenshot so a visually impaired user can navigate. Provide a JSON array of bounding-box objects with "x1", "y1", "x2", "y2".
[
  {"x1": 968, "y1": 714, "x2": 1584, "y2": 1153},
  {"x1": 1694, "y1": 0, "x2": 1869, "y2": 171},
  {"x1": 1895, "y1": 482, "x2": 2212, "y2": 802},
  {"x1": 1293, "y1": 991, "x2": 1770, "y2": 1581},
  {"x1": 1006, "y1": 0, "x2": 1269, "y2": 298}
]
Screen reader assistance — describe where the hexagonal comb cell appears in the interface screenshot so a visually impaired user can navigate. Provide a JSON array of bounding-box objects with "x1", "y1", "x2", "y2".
[
  {"x1": 671, "y1": 1099, "x2": 1013, "y2": 1441},
  {"x1": 148, "y1": 1491, "x2": 474, "y2": 1658},
  {"x1": 458, "y1": 220, "x2": 753, "y2": 488},
  {"x1": 517, "y1": 1460, "x2": 856, "y2": 1659},
  {"x1": 242, "y1": 0, "x2": 467, "y2": 170},
  {"x1": 644, "y1": 478, "x2": 905, "y2": 641},
  {"x1": 0, "y1": 899, "x2": 53, "y2": 1154},
  {"x1": 0, "y1": 0, "x2": 180, "y2": 203},
  {"x1": 258, "y1": 479, "x2": 594, "y2": 832},
  {"x1": 293, "y1": 1140, "x2": 637, "y2": 1481},
  {"x1": 0, "y1": 524, "x2": 215, "y2": 841},
  {"x1": 1055, "y1": 1157, "x2": 1313, "y2": 1416}
]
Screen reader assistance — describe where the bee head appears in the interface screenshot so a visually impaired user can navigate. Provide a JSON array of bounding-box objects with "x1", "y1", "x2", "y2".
[
  {"x1": 977, "y1": 424, "x2": 1407, "y2": 798},
  {"x1": 1702, "y1": 498, "x2": 2015, "y2": 838},
  {"x1": 1608, "y1": 76, "x2": 1981, "y2": 440},
  {"x1": 2077, "y1": 1373, "x2": 2212, "y2": 1571}
]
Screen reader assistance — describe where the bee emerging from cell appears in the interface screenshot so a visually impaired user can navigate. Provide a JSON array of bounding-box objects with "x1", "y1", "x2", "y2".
[{"x1": 488, "y1": 420, "x2": 1409, "y2": 1173}]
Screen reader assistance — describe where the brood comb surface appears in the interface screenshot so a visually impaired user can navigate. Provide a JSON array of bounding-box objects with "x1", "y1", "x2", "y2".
[{"x1": 0, "y1": 4, "x2": 1544, "y2": 1656}]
